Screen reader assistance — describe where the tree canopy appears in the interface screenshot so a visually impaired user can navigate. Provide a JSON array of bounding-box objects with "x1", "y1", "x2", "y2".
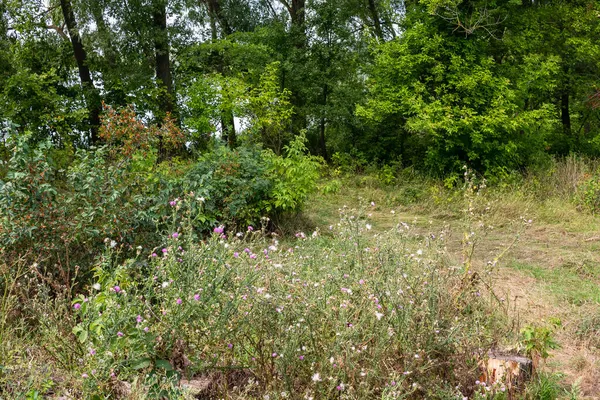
[{"x1": 2, "y1": 0, "x2": 600, "y2": 176}]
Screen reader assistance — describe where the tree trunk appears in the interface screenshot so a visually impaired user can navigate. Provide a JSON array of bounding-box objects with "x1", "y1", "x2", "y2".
[
  {"x1": 561, "y1": 91, "x2": 571, "y2": 135},
  {"x1": 280, "y1": 0, "x2": 307, "y2": 136},
  {"x1": 204, "y1": 0, "x2": 232, "y2": 36},
  {"x1": 320, "y1": 84, "x2": 328, "y2": 160},
  {"x1": 59, "y1": 0, "x2": 101, "y2": 144},
  {"x1": 225, "y1": 112, "x2": 236, "y2": 147},
  {"x1": 152, "y1": 0, "x2": 176, "y2": 119},
  {"x1": 203, "y1": 0, "x2": 236, "y2": 147},
  {"x1": 290, "y1": 0, "x2": 306, "y2": 27},
  {"x1": 367, "y1": 0, "x2": 384, "y2": 41}
]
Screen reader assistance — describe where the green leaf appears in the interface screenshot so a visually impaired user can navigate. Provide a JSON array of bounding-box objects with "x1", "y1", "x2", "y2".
[
  {"x1": 132, "y1": 358, "x2": 152, "y2": 370},
  {"x1": 155, "y1": 359, "x2": 173, "y2": 371}
]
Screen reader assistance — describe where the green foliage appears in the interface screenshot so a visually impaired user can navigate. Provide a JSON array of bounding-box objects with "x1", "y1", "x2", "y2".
[
  {"x1": 0, "y1": 129, "x2": 321, "y2": 278},
  {"x1": 520, "y1": 324, "x2": 559, "y2": 361},
  {"x1": 264, "y1": 134, "x2": 322, "y2": 212},
  {"x1": 358, "y1": 21, "x2": 552, "y2": 176},
  {"x1": 523, "y1": 372, "x2": 565, "y2": 400},
  {"x1": 182, "y1": 144, "x2": 273, "y2": 230},
  {"x1": 246, "y1": 62, "x2": 294, "y2": 154},
  {"x1": 577, "y1": 170, "x2": 600, "y2": 214}
]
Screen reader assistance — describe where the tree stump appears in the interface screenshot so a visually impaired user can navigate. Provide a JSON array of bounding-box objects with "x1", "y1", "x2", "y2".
[{"x1": 479, "y1": 352, "x2": 533, "y2": 393}]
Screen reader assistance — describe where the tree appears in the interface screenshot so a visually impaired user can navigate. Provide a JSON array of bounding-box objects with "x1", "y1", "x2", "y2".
[{"x1": 59, "y1": 0, "x2": 102, "y2": 144}]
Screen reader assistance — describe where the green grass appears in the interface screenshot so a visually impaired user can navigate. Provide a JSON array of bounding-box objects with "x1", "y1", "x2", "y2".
[{"x1": 509, "y1": 262, "x2": 600, "y2": 306}]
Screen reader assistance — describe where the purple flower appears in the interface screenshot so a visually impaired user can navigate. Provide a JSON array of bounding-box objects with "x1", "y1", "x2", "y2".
[
  {"x1": 151, "y1": 253, "x2": 157, "y2": 257},
  {"x1": 172, "y1": 232, "x2": 179, "y2": 239},
  {"x1": 117, "y1": 331, "x2": 124, "y2": 337},
  {"x1": 113, "y1": 286, "x2": 121, "y2": 293},
  {"x1": 233, "y1": 252, "x2": 239, "y2": 258},
  {"x1": 272, "y1": 352, "x2": 277, "y2": 357},
  {"x1": 250, "y1": 254, "x2": 257, "y2": 259},
  {"x1": 228, "y1": 343, "x2": 233, "y2": 349},
  {"x1": 82, "y1": 373, "x2": 89, "y2": 378},
  {"x1": 136, "y1": 315, "x2": 143, "y2": 323},
  {"x1": 359, "y1": 279, "x2": 365, "y2": 285},
  {"x1": 299, "y1": 355, "x2": 304, "y2": 360},
  {"x1": 162, "y1": 248, "x2": 168, "y2": 254},
  {"x1": 247, "y1": 226, "x2": 254, "y2": 232},
  {"x1": 169, "y1": 200, "x2": 177, "y2": 207},
  {"x1": 176, "y1": 298, "x2": 182, "y2": 305},
  {"x1": 144, "y1": 327, "x2": 149, "y2": 332},
  {"x1": 194, "y1": 294, "x2": 200, "y2": 301},
  {"x1": 244, "y1": 248, "x2": 251, "y2": 253},
  {"x1": 73, "y1": 303, "x2": 81, "y2": 310},
  {"x1": 89, "y1": 348, "x2": 96, "y2": 356},
  {"x1": 214, "y1": 226, "x2": 224, "y2": 234}
]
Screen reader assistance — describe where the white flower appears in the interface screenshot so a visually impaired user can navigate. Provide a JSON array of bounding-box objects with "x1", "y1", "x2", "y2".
[
  {"x1": 366, "y1": 224, "x2": 372, "y2": 230},
  {"x1": 375, "y1": 312, "x2": 384, "y2": 320},
  {"x1": 92, "y1": 283, "x2": 101, "y2": 291},
  {"x1": 161, "y1": 281, "x2": 169, "y2": 288},
  {"x1": 416, "y1": 249, "x2": 423, "y2": 255},
  {"x1": 312, "y1": 373, "x2": 321, "y2": 382},
  {"x1": 110, "y1": 240, "x2": 117, "y2": 248}
]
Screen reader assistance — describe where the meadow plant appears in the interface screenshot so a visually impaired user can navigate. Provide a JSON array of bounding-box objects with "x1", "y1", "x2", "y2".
[{"x1": 48, "y1": 196, "x2": 511, "y2": 399}]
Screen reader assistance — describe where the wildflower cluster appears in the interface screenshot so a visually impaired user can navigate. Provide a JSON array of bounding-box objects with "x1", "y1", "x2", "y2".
[{"x1": 67, "y1": 201, "x2": 507, "y2": 398}]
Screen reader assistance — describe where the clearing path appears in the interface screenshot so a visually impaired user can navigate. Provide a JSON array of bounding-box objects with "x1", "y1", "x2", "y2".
[{"x1": 304, "y1": 183, "x2": 600, "y2": 398}]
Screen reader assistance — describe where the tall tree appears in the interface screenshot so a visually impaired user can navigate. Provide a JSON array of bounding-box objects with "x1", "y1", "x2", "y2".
[
  {"x1": 59, "y1": 0, "x2": 101, "y2": 144},
  {"x1": 152, "y1": 0, "x2": 177, "y2": 121}
]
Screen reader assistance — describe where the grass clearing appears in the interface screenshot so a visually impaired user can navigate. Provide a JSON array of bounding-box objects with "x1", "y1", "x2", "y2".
[{"x1": 302, "y1": 172, "x2": 600, "y2": 399}]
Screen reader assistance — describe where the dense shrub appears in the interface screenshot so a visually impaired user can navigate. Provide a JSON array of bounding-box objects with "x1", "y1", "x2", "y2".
[{"x1": 0, "y1": 133, "x2": 321, "y2": 279}]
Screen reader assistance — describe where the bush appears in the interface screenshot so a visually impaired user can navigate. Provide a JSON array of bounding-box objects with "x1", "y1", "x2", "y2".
[
  {"x1": 0, "y1": 135, "x2": 161, "y2": 279},
  {"x1": 0, "y1": 133, "x2": 321, "y2": 281}
]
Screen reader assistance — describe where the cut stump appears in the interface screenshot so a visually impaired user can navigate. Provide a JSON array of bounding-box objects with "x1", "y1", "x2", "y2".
[{"x1": 479, "y1": 353, "x2": 533, "y2": 391}]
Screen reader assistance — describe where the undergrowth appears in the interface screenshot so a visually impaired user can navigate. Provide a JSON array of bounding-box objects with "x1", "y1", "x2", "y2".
[{"x1": 1, "y1": 196, "x2": 516, "y2": 399}]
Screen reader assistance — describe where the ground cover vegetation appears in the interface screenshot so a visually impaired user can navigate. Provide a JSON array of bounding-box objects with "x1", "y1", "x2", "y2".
[{"x1": 3, "y1": 0, "x2": 600, "y2": 398}]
